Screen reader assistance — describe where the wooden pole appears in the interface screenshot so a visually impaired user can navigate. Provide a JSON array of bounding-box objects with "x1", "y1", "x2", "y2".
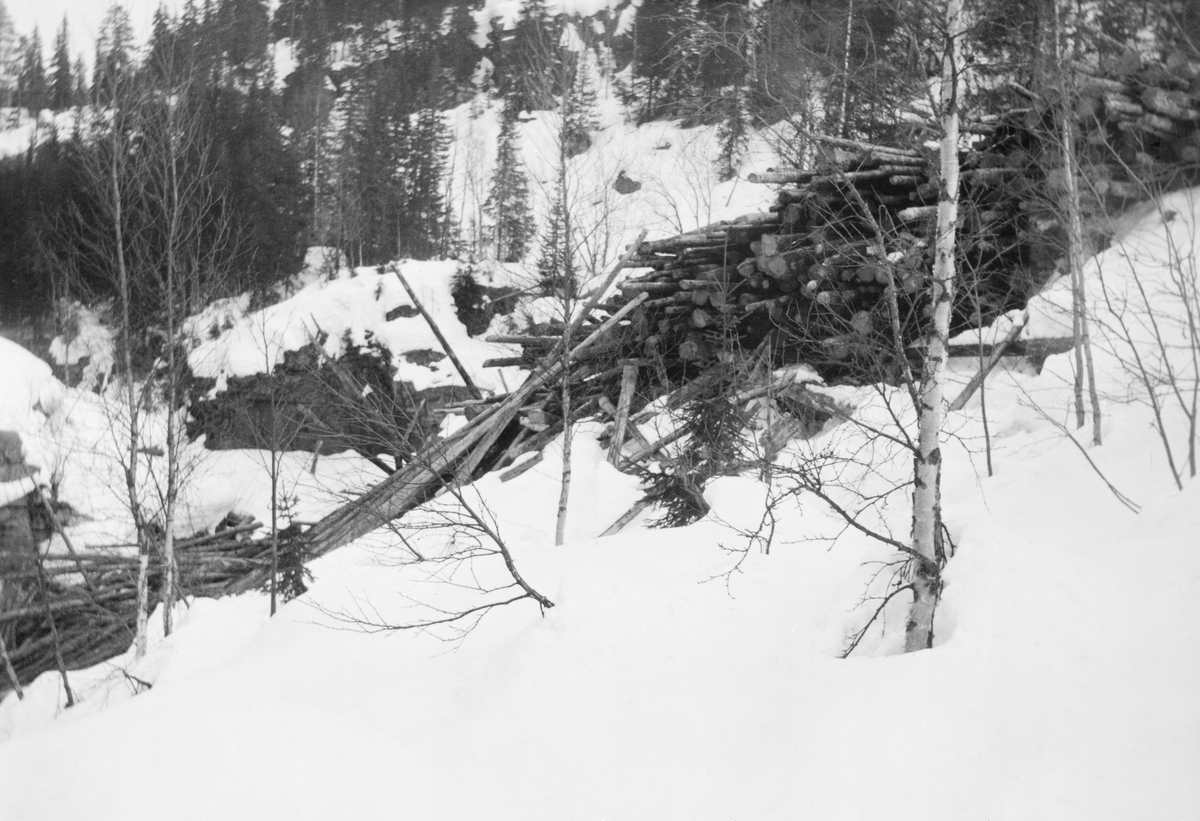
[
  {"x1": 600, "y1": 499, "x2": 652, "y2": 537},
  {"x1": 32, "y1": 544, "x2": 75, "y2": 707},
  {"x1": 292, "y1": 291, "x2": 653, "y2": 564},
  {"x1": 608, "y1": 363, "x2": 639, "y2": 466},
  {"x1": 36, "y1": 488, "x2": 99, "y2": 597},
  {"x1": 0, "y1": 625, "x2": 22, "y2": 699},
  {"x1": 389, "y1": 264, "x2": 484, "y2": 401},
  {"x1": 948, "y1": 312, "x2": 1028, "y2": 411}
]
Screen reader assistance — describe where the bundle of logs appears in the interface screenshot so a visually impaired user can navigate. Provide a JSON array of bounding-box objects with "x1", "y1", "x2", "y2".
[{"x1": 0, "y1": 518, "x2": 269, "y2": 698}]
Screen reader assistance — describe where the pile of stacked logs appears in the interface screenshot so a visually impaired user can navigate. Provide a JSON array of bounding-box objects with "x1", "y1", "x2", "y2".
[
  {"x1": 1069, "y1": 53, "x2": 1200, "y2": 199},
  {"x1": 486, "y1": 52, "x2": 1200, "y2": 389},
  {"x1": 490, "y1": 130, "x2": 1045, "y2": 388}
]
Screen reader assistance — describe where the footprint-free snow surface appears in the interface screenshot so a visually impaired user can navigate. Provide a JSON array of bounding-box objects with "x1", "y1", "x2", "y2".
[{"x1": 3, "y1": 166, "x2": 1200, "y2": 821}]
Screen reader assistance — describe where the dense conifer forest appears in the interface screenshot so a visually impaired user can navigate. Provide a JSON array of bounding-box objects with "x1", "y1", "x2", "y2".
[{"x1": 4, "y1": 0, "x2": 1193, "y2": 329}]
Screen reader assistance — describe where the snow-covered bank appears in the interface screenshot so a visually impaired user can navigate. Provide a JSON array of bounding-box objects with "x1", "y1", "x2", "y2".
[
  {"x1": 0, "y1": 422, "x2": 1196, "y2": 820},
  {"x1": 188, "y1": 259, "x2": 507, "y2": 396},
  {"x1": 1, "y1": 98, "x2": 1199, "y2": 821}
]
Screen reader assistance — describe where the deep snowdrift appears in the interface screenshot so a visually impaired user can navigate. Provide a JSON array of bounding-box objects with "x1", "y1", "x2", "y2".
[{"x1": 2, "y1": 85, "x2": 1200, "y2": 820}]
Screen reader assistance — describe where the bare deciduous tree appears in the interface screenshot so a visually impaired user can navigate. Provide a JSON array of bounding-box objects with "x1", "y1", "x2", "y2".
[
  {"x1": 905, "y1": 0, "x2": 964, "y2": 652},
  {"x1": 45, "y1": 48, "x2": 233, "y2": 653}
]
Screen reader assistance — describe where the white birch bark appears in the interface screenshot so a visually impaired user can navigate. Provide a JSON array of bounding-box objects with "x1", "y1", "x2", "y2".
[
  {"x1": 553, "y1": 85, "x2": 574, "y2": 547},
  {"x1": 906, "y1": 0, "x2": 963, "y2": 653},
  {"x1": 555, "y1": 348, "x2": 572, "y2": 546},
  {"x1": 161, "y1": 102, "x2": 182, "y2": 638},
  {"x1": 1053, "y1": 0, "x2": 1102, "y2": 444},
  {"x1": 836, "y1": 0, "x2": 856, "y2": 138},
  {"x1": 109, "y1": 99, "x2": 150, "y2": 660}
]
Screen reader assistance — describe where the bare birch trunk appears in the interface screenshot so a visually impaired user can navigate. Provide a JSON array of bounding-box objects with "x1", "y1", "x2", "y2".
[
  {"x1": 162, "y1": 498, "x2": 176, "y2": 636},
  {"x1": 906, "y1": 0, "x2": 963, "y2": 653},
  {"x1": 161, "y1": 107, "x2": 182, "y2": 638},
  {"x1": 270, "y1": 449, "x2": 279, "y2": 616},
  {"x1": 837, "y1": 0, "x2": 855, "y2": 138},
  {"x1": 745, "y1": 0, "x2": 759, "y2": 91},
  {"x1": 109, "y1": 99, "x2": 150, "y2": 660},
  {"x1": 553, "y1": 81, "x2": 575, "y2": 547},
  {"x1": 1053, "y1": 1, "x2": 1102, "y2": 444},
  {"x1": 555, "y1": 347, "x2": 572, "y2": 546}
]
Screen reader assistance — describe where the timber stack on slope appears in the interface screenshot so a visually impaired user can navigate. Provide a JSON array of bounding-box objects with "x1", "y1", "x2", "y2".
[
  {"x1": 1067, "y1": 52, "x2": 1200, "y2": 199},
  {"x1": 488, "y1": 52, "x2": 1200, "y2": 393},
  {"x1": 493, "y1": 130, "x2": 1044, "y2": 391}
]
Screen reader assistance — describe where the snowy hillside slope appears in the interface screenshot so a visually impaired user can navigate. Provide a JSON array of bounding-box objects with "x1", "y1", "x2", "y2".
[
  {"x1": 188, "y1": 258, "x2": 508, "y2": 395},
  {"x1": 0, "y1": 109, "x2": 79, "y2": 160},
  {"x1": 0, "y1": 253, "x2": 513, "y2": 548},
  {"x1": 0, "y1": 63, "x2": 785, "y2": 551},
  {"x1": 1, "y1": 166, "x2": 1199, "y2": 821},
  {"x1": 445, "y1": 90, "x2": 781, "y2": 259},
  {"x1": 0, "y1": 327, "x2": 379, "y2": 547}
]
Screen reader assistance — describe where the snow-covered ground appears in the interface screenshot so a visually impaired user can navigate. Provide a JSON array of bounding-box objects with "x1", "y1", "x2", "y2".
[
  {"x1": 0, "y1": 107, "x2": 86, "y2": 160},
  {"x1": 1, "y1": 188, "x2": 1198, "y2": 818},
  {"x1": 2, "y1": 57, "x2": 1200, "y2": 820}
]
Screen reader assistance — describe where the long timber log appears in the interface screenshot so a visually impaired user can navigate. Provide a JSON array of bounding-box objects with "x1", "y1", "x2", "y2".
[{"x1": 285, "y1": 234, "x2": 651, "y2": 564}]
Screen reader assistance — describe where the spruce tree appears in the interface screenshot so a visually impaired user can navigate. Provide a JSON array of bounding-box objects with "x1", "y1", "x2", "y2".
[
  {"x1": 338, "y1": 50, "x2": 410, "y2": 264},
  {"x1": 17, "y1": 28, "x2": 47, "y2": 113},
  {"x1": 215, "y1": 0, "x2": 270, "y2": 82},
  {"x1": 0, "y1": 0, "x2": 17, "y2": 107},
  {"x1": 715, "y1": 86, "x2": 749, "y2": 181},
  {"x1": 210, "y1": 81, "x2": 310, "y2": 288},
  {"x1": 402, "y1": 102, "x2": 453, "y2": 259},
  {"x1": 537, "y1": 181, "x2": 574, "y2": 297},
  {"x1": 93, "y1": 6, "x2": 133, "y2": 103},
  {"x1": 562, "y1": 45, "x2": 599, "y2": 156},
  {"x1": 510, "y1": 0, "x2": 561, "y2": 110},
  {"x1": 147, "y1": 6, "x2": 179, "y2": 87},
  {"x1": 71, "y1": 57, "x2": 87, "y2": 106},
  {"x1": 484, "y1": 15, "x2": 511, "y2": 98},
  {"x1": 50, "y1": 18, "x2": 72, "y2": 111},
  {"x1": 442, "y1": 1, "x2": 482, "y2": 99},
  {"x1": 631, "y1": 0, "x2": 686, "y2": 121},
  {"x1": 660, "y1": 0, "x2": 704, "y2": 123},
  {"x1": 486, "y1": 98, "x2": 534, "y2": 263}
]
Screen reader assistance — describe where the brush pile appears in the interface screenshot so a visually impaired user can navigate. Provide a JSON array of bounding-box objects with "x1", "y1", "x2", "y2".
[{"x1": 0, "y1": 518, "x2": 268, "y2": 696}]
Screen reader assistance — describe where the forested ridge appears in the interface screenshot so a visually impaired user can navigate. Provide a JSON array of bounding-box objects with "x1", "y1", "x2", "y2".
[{"x1": 3, "y1": 0, "x2": 1196, "y2": 328}]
